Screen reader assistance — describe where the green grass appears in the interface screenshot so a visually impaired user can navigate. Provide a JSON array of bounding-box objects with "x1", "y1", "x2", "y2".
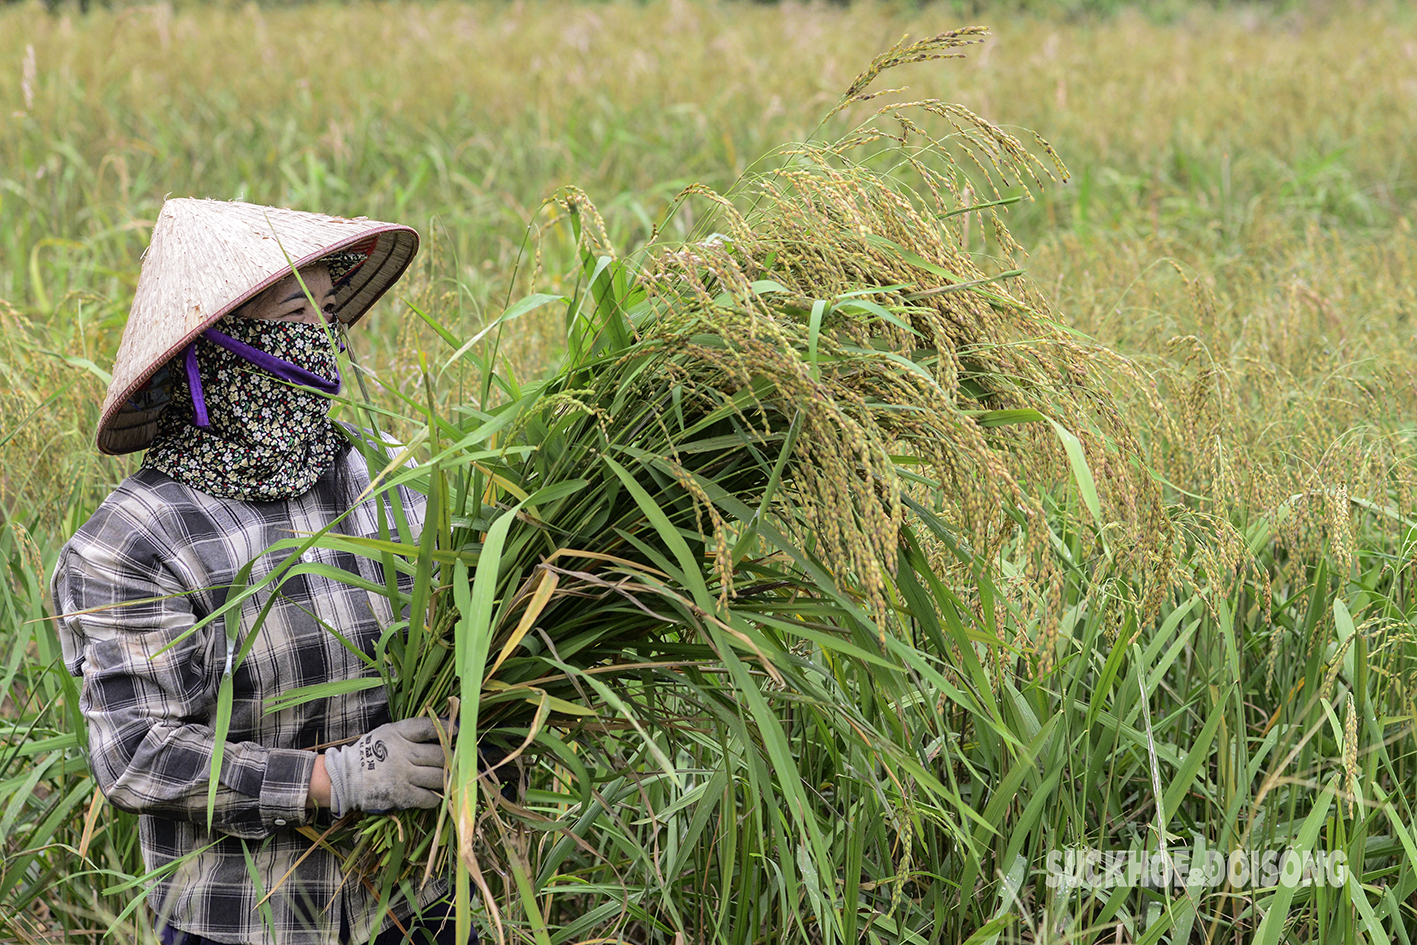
[{"x1": 4, "y1": 0, "x2": 1417, "y2": 941}]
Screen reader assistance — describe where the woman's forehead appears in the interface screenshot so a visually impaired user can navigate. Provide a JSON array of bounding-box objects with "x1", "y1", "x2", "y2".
[
  {"x1": 228, "y1": 264, "x2": 334, "y2": 320},
  {"x1": 251, "y1": 263, "x2": 333, "y2": 306},
  {"x1": 269, "y1": 263, "x2": 332, "y2": 296}
]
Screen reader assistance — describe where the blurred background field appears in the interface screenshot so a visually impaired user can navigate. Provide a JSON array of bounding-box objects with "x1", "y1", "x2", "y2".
[
  {"x1": 3, "y1": 0, "x2": 1416, "y2": 525},
  {"x1": 4, "y1": 0, "x2": 1417, "y2": 941}
]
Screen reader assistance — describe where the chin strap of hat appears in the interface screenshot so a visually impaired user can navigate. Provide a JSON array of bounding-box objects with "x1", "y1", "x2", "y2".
[{"x1": 182, "y1": 327, "x2": 342, "y2": 430}]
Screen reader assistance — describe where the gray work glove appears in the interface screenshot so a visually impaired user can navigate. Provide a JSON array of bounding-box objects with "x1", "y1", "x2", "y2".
[{"x1": 324, "y1": 717, "x2": 451, "y2": 817}]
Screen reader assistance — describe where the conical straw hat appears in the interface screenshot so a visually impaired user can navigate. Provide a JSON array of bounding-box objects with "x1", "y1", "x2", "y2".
[{"x1": 97, "y1": 198, "x2": 419, "y2": 455}]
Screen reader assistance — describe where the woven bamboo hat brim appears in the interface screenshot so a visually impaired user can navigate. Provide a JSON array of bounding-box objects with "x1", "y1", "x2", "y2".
[{"x1": 96, "y1": 198, "x2": 419, "y2": 455}]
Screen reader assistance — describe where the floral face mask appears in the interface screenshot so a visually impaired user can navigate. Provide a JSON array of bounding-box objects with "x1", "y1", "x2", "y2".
[{"x1": 142, "y1": 318, "x2": 344, "y2": 502}]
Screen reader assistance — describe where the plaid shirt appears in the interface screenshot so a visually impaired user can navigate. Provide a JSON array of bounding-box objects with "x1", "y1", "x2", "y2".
[{"x1": 52, "y1": 440, "x2": 442, "y2": 944}]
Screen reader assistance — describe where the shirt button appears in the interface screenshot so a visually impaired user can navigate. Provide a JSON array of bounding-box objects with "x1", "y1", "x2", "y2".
[
  {"x1": 301, "y1": 551, "x2": 315, "y2": 563},
  {"x1": 274, "y1": 819, "x2": 287, "y2": 826}
]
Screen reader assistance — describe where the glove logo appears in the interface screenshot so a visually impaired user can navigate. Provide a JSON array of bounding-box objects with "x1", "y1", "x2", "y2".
[{"x1": 371, "y1": 739, "x2": 388, "y2": 763}]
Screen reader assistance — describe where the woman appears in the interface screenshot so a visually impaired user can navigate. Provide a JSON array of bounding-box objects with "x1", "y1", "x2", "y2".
[{"x1": 51, "y1": 199, "x2": 467, "y2": 944}]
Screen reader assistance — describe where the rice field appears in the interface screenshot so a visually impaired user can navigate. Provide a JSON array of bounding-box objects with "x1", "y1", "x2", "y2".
[{"x1": 4, "y1": 0, "x2": 1417, "y2": 942}]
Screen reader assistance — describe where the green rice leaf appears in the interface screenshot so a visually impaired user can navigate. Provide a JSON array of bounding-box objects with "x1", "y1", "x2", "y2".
[{"x1": 1044, "y1": 416, "x2": 1102, "y2": 526}]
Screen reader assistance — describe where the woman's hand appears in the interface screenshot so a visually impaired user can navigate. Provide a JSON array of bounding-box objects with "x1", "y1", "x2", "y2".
[{"x1": 319, "y1": 718, "x2": 452, "y2": 816}]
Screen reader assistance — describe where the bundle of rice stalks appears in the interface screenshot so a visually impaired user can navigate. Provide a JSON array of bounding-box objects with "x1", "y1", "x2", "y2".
[{"x1": 259, "y1": 30, "x2": 1168, "y2": 942}]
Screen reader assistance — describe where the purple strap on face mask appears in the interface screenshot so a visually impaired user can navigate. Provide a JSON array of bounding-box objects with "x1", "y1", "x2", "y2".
[
  {"x1": 183, "y1": 327, "x2": 342, "y2": 430},
  {"x1": 184, "y1": 342, "x2": 209, "y2": 428}
]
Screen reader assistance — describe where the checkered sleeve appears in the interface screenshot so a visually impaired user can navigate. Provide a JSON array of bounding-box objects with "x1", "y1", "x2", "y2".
[{"x1": 52, "y1": 504, "x2": 315, "y2": 839}]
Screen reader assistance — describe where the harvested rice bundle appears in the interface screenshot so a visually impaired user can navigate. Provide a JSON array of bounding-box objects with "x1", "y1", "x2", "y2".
[{"x1": 302, "y1": 31, "x2": 1167, "y2": 939}]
